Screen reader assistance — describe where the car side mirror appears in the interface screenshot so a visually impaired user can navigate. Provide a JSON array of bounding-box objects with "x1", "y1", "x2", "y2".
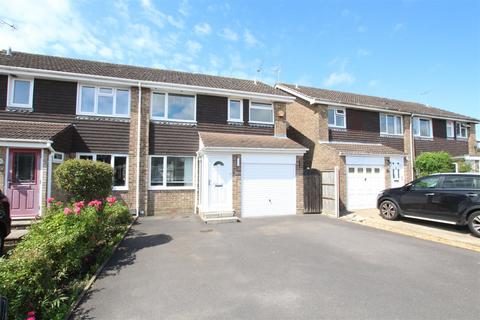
[{"x1": 403, "y1": 184, "x2": 412, "y2": 191}]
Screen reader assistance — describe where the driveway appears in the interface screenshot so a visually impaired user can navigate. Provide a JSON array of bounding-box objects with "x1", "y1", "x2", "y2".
[
  {"x1": 73, "y1": 215, "x2": 480, "y2": 320},
  {"x1": 342, "y1": 209, "x2": 480, "y2": 252}
]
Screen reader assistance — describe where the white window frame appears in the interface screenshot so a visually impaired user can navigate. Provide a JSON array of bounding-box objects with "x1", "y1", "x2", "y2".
[
  {"x1": 150, "y1": 92, "x2": 197, "y2": 123},
  {"x1": 249, "y1": 101, "x2": 274, "y2": 125},
  {"x1": 76, "y1": 84, "x2": 131, "y2": 118},
  {"x1": 455, "y1": 122, "x2": 468, "y2": 139},
  {"x1": 76, "y1": 153, "x2": 129, "y2": 190},
  {"x1": 380, "y1": 113, "x2": 403, "y2": 136},
  {"x1": 8, "y1": 76, "x2": 34, "y2": 109},
  {"x1": 327, "y1": 107, "x2": 346, "y2": 129},
  {"x1": 413, "y1": 117, "x2": 433, "y2": 138},
  {"x1": 227, "y1": 98, "x2": 243, "y2": 122},
  {"x1": 52, "y1": 152, "x2": 65, "y2": 163},
  {"x1": 148, "y1": 155, "x2": 195, "y2": 190},
  {"x1": 446, "y1": 120, "x2": 455, "y2": 138}
]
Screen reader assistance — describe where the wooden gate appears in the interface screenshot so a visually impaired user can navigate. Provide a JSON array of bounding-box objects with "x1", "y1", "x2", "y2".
[{"x1": 304, "y1": 170, "x2": 322, "y2": 214}]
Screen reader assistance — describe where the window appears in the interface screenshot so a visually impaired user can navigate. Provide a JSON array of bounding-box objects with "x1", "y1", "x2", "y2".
[
  {"x1": 327, "y1": 107, "x2": 346, "y2": 128},
  {"x1": 151, "y1": 92, "x2": 196, "y2": 122},
  {"x1": 76, "y1": 153, "x2": 128, "y2": 189},
  {"x1": 412, "y1": 176, "x2": 441, "y2": 190},
  {"x1": 446, "y1": 120, "x2": 455, "y2": 138},
  {"x1": 413, "y1": 117, "x2": 432, "y2": 138},
  {"x1": 78, "y1": 85, "x2": 130, "y2": 117},
  {"x1": 249, "y1": 102, "x2": 274, "y2": 124},
  {"x1": 149, "y1": 156, "x2": 194, "y2": 188},
  {"x1": 52, "y1": 152, "x2": 64, "y2": 163},
  {"x1": 13, "y1": 152, "x2": 36, "y2": 182},
  {"x1": 9, "y1": 78, "x2": 33, "y2": 108},
  {"x1": 228, "y1": 99, "x2": 243, "y2": 122},
  {"x1": 456, "y1": 122, "x2": 468, "y2": 139},
  {"x1": 441, "y1": 176, "x2": 480, "y2": 189},
  {"x1": 380, "y1": 114, "x2": 403, "y2": 135}
]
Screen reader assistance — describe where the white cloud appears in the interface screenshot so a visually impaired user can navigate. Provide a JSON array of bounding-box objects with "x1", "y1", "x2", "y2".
[
  {"x1": 357, "y1": 49, "x2": 371, "y2": 56},
  {"x1": 323, "y1": 72, "x2": 355, "y2": 87},
  {"x1": 244, "y1": 29, "x2": 260, "y2": 47},
  {"x1": 219, "y1": 28, "x2": 238, "y2": 41},
  {"x1": 186, "y1": 40, "x2": 202, "y2": 55},
  {"x1": 178, "y1": 0, "x2": 191, "y2": 16},
  {"x1": 140, "y1": 0, "x2": 184, "y2": 29},
  {"x1": 194, "y1": 22, "x2": 211, "y2": 36}
]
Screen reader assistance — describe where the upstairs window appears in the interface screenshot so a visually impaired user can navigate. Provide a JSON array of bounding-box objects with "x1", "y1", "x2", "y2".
[
  {"x1": 380, "y1": 114, "x2": 403, "y2": 135},
  {"x1": 228, "y1": 98, "x2": 243, "y2": 122},
  {"x1": 413, "y1": 117, "x2": 432, "y2": 138},
  {"x1": 151, "y1": 92, "x2": 196, "y2": 122},
  {"x1": 446, "y1": 120, "x2": 455, "y2": 138},
  {"x1": 9, "y1": 78, "x2": 34, "y2": 108},
  {"x1": 76, "y1": 153, "x2": 128, "y2": 190},
  {"x1": 327, "y1": 107, "x2": 346, "y2": 128},
  {"x1": 249, "y1": 102, "x2": 273, "y2": 124},
  {"x1": 456, "y1": 122, "x2": 468, "y2": 139},
  {"x1": 78, "y1": 85, "x2": 130, "y2": 117}
]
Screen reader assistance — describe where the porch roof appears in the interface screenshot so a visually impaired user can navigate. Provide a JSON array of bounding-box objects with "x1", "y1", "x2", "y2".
[
  {"x1": 320, "y1": 142, "x2": 404, "y2": 156},
  {"x1": 0, "y1": 120, "x2": 72, "y2": 142},
  {"x1": 199, "y1": 132, "x2": 306, "y2": 150}
]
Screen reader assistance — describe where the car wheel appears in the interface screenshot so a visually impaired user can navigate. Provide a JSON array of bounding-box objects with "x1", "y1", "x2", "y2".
[
  {"x1": 379, "y1": 200, "x2": 399, "y2": 220},
  {"x1": 467, "y1": 211, "x2": 480, "y2": 238}
]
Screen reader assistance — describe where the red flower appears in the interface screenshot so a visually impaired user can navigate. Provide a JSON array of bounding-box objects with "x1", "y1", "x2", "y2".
[
  {"x1": 75, "y1": 201, "x2": 85, "y2": 209},
  {"x1": 55, "y1": 201, "x2": 63, "y2": 206},
  {"x1": 27, "y1": 311, "x2": 35, "y2": 316},
  {"x1": 106, "y1": 196, "x2": 116, "y2": 204},
  {"x1": 74, "y1": 206, "x2": 81, "y2": 215},
  {"x1": 47, "y1": 197, "x2": 54, "y2": 204},
  {"x1": 64, "y1": 207, "x2": 73, "y2": 215}
]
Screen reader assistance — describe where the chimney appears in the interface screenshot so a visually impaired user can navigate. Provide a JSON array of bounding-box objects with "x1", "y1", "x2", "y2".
[{"x1": 295, "y1": 83, "x2": 299, "y2": 89}]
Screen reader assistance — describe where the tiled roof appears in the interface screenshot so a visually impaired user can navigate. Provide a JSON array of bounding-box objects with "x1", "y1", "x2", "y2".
[
  {"x1": 0, "y1": 120, "x2": 71, "y2": 141},
  {"x1": 0, "y1": 51, "x2": 288, "y2": 96},
  {"x1": 199, "y1": 132, "x2": 305, "y2": 150},
  {"x1": 321, "y1": 142, "x2": 404, "y2": 156},
  {"x1": 278, "y1": 83, "x2": 478, "y2": 122}
]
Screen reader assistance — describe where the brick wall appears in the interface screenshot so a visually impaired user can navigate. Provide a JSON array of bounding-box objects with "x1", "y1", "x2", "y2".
[
  {"x1": 468, "y1": 124, "x2": 477, "y2": 155},
  {"x1": 403, "y1": 116, "x2": 413, "y2": 182},
  {"x1": 274, "y1": 102, "x2": 287, "y2": 137},
  {"x1": 148, "y1": 190, "x2": 195, "y2": 215},
  {"x1": 232, "y1": 154, "x2": 241, "y2": 216}
]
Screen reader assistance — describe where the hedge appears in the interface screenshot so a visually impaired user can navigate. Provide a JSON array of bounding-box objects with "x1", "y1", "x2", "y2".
[{"x1": 0, "y1": 197, "x2": 132, "y2": 320}]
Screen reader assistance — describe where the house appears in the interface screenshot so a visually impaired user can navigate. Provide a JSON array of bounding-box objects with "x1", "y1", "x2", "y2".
[
  {"x1": 276, "y1": 83, "x2": 479, "y2": 212},
  {"x1": 0, "y1": 50, "x2": 306, "y2": 220}
]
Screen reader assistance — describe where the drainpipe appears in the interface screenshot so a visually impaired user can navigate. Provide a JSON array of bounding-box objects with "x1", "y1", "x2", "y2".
[
  {"x1": 135, "y1": 82, "x2": 142, "y2": 217},
  {"x1": 46, "y1": 141, "x2": 55, "y2": 200},
  {"x1": 410, "y1": 114, "x2": 415, "y2": 179}
]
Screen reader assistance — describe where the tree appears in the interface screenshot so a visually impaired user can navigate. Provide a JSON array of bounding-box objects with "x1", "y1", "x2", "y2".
[{"x1": 415, "y1": 151, "x2": 453, "y2": 177}]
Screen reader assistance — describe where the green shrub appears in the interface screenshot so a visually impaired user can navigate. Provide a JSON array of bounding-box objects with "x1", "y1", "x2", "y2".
[
  {"x1": 415, "y1": 151, "x2": 453, "y2": 177},
  {"x1": 457, "y1": 161, "x2": 472, "y2": 173},
  {"x1": 0, "y1": 197, "x2": 132, "y2": 320},
  {"x1": 54, "y1": 159, "x2": 113, "y2": 201}
]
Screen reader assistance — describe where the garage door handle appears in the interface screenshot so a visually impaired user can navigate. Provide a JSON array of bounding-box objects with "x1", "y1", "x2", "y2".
[{"x1": 425, "y1": 193, "x2": 435, "y2": 196}]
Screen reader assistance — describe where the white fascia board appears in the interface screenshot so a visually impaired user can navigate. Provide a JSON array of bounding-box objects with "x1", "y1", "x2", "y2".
[
  {"x1": 200, "y1": 146, "x2": 307, "y2": 155},
  {"x1": 411, "y1": 113, "x2": 479, "y2": 124},
  {"x1": 339, "y1": 152, "x2": 405, "y2": 157},
  {"x1": 275, "y1": 84, "x2": 316, "y2": 104},
  {"x1": 0, "y1": 138, "x2": 53, "y2": 149},
  {"x1": 0, "y1": 66, "x2": 294, "y2": 103}
]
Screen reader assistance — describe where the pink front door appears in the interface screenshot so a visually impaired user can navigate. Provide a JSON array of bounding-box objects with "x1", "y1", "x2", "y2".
[{"x1": 6, "y1": 149, "x2": 41, "y2": 218}]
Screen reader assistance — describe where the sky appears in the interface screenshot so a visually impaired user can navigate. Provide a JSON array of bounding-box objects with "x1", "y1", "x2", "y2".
[{"x1": 1, "y1": 0, "x2": 479, "y2": 137}]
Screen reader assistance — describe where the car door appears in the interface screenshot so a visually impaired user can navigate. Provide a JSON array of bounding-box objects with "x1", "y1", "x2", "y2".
[
  {"x1": 434, "y1": 175, "x2": 479, "y2": 222},
  {"x1": 399, "y1": 175, "x2": 443, "y2": 217}
]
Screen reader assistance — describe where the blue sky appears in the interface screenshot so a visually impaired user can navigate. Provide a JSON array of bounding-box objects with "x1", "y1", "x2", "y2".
[{"x1": 1, "y1": 0, "x2": 479, "y2": 136}]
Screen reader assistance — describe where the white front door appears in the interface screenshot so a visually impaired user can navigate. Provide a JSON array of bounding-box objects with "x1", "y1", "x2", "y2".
[
  {"x1": 208, "y1": 155, "x2": 231, "y2": 210},
  {"x1": 389, "y1": 156, "x2": 404, "y2": 188}
]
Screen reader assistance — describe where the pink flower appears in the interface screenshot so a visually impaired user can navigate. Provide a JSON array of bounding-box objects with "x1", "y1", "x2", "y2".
[
  {"x1": 74, "y1": 206, "x2": 81, "y2": 215},
  {"x1": 47, "y1": 197, "x2": 54, "y2": 204},
  {"x1": 88, "y1": 200, "x2": 101, "y2": 207},
  {"x1": 27, "y1": 311, "x2": 35, "y2": 319},
  {"x1": 75, "y1": 201, "x2": 85, "y2": 209},
  {"x1": 64, "y1": 207, "x2": 73, "y2": 215},
  {"x1": 55, "y1": 201, "x2": 63, "y2": 206},
  {"x1": 106, "y1": 196, "x2": 116, "y2": 204},
  {"x1": 27, "y1": 317, "x2": 35, "y2": 320}
]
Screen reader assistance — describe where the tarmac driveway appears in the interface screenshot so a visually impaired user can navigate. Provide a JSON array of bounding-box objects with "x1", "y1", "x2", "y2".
[{"x1": 73, "y1": 214, "x2": 480, "y2": 320}]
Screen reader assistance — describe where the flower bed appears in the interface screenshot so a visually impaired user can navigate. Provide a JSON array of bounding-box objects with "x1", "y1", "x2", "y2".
[{"x1": 0, "y1": 197, "x2": 132, "y2": 320}]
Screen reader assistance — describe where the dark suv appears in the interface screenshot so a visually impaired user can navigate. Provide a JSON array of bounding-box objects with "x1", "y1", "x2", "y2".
[
  {"x1": 0, "y1": 190, "x2": 11, "y2": 254},
  {"x1": 377, "y1": 173, "x2": 480, "y2": 237}
]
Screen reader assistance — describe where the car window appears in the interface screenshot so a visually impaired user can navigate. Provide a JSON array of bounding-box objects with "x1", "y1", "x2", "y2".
[
  {"x1": 441, "y1": 176, "x2": 480, "y2": 189},
  {"x1": 412, "y1": 176, "x2": 441, "y2": 190}
]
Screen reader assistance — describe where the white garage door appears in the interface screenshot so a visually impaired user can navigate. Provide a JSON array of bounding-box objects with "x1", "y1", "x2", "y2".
[
  {"x1": 242, "y1": 155, "x2": 296, "y2": 217},
  {"x1": 346, "y1": 157, "x2": 385, "y2": 210}
]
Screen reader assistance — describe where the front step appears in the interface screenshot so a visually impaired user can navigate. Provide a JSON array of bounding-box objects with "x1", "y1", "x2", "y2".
[
  {"x1": 5, "y1": 229, "x2": 28, "y2": 245},
  {"x1": 11, "y1": 219, "x2": 35, "y2": 230},
  {"x1": 200, "y1": 210, "x2": 240, "y2": 224},
  {"x1": 201, "y1": 216, "x2": 240, "y2": 224}
]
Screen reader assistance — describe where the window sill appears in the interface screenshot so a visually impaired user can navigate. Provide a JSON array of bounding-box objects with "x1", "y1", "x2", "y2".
[
  {"x1": 7, "y1": 106, "x2": 33, "y2": 112},
  {"x1": 148, "y1": 187, "x2": 195, "y2": 191},
  {"x1": 228, "y1": 119, "x2": 244, "y2": 123},
  {"x1": 380, "y1": 133, "x2": 403, "y2": 138},
  {"x1": 456, "y1": 137, "x2": 468, "y2": 141},
  {"x1": 113, "y1": 187, "x2": 128, "y2": 191},
  {"x1": 76, "y1": 114, "x2": 130, "y2": 122},
  {"x1": 248, "y1": 121, "x2": 274, "y2": 127},
  {"x1": 329, "y1": 126, "x2": 347, "y2": 131},
  {"x1": 414, "y1": 136, "x2": 433, "y2": 141},
  {"x1": 151, "y1": 119, "x2": 197, "y2": 125}
]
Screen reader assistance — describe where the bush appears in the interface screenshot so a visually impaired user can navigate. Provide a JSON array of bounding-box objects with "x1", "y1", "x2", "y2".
[
  {"x1": 54, "y1": 159, "x2": 113, "y2": 202},
  {"x1": 415, "y1": 151, "x2": 453, "y2": 177},
  {"x1": 0, "y1": 197, "x2": 132, "y2": 320},
  {"x1": 457, "y1": 161, "x2": 472, "y2": 173}
]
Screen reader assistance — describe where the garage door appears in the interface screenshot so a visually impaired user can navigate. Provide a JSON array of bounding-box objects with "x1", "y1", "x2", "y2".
[
  {"x1": 347, "y1": 163, "x2": 385, "y2": 210},
  {"x1": 241, "y1": 155, "x2": 296, "y2": 217}
]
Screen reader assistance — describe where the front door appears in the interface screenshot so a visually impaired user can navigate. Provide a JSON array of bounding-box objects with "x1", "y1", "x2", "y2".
[
  {"x1": 208, "y1": 156, "x2": 230, "y2": 210},
  {"x1": 389, "y1": 156, "x2": 404, "y2": 188},
  {"x1": 6, "y1": 149, "x2": 41, "y2": 217}
]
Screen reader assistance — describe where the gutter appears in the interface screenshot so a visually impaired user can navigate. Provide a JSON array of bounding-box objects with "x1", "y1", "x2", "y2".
[
  {"x1": 410, "y1": 114, "x2": 415, "y2": 179},
  {"x1": 135, "y1": 82, "x2": 142, "y2": 217}
]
